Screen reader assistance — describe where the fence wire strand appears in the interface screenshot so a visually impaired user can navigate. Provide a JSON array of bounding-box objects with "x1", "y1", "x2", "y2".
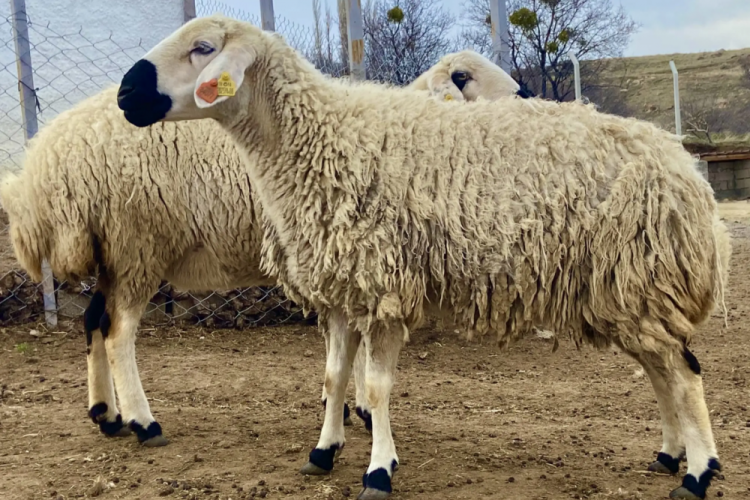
[{"x1": 0, "y1": 1, "x2": 454, "y2": 328}]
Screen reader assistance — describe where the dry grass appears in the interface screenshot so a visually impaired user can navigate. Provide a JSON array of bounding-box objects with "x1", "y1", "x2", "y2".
[{"x1": 594, "y1": 47, "x2": 750, "y2": 143}]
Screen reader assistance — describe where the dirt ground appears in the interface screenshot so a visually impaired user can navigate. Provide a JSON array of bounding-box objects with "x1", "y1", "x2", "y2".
[{"x1": 1, "y1": 202, "x2": 749, "y2": 500}]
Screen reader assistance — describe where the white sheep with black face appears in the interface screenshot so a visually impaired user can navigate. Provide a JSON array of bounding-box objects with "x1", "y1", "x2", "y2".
[
  {"x1": 0, "y1": 48, "x2": 526, "y2": 448},
  {"x1": 116, "y1": 15, "x2": 730, "y2": 500}
]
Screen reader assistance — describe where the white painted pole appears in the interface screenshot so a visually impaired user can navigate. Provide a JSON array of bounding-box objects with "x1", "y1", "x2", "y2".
[
  {"x1": 569, "y1": 52, "x2": 581, "y2": 101},
  {"x1": 489, "y1": 0, "x2": 511, "y2": 73},
  {"x1": 345, "y1": 0, "x2": 365, "y2": 80},
  {"x1": 669, "y1": 60, "x2": 681, "y2": 136},
  {"x1": 10, "y1": 0, "x2": 58, "y2": 327},
  {"x1": 260, "y1": 0, "x2": 275, "y2": 31}
]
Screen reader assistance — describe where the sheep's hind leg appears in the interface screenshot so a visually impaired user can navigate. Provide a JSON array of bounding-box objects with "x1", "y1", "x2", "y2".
[
  {"x1": 634, "y1": 355, "x2": 685, "y2": 475},
  {"x1": 85, "y1": 291, "x2": 130, "y2": 437},
  {"x1": 665, "y1": 347, "x2": 721, "y2": 499},
  {"x1": 301, "y1": 309, "x2": 361, "y2": 475},
  {"x1": 104, "y1": 302, "x2": 167, "y2": 447},
  {"x1": 353, "y1": 338, "x2": 373, "y2": 433},
  {"x1": 358, "y1": 324, "x2": 403, "y2": 500}
]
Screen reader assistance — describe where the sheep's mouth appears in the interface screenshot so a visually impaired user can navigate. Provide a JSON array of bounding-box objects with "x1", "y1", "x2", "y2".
[{"x1": 118, "y1": 59, "x2": 173, "y2": 128}]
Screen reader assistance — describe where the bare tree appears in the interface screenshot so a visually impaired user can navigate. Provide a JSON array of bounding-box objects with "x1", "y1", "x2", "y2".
[
  {"x1": 682, "y1": 94, "x2": 750, "y2": 144},
  {"x1": 309, "y1": 0, "x2": 349, "y2": 76},
  {"x1": 460, "y1": 0, "x2": 638, "y2": 101},
  {"x1": 363, "y1": 0, "x2": 456, "y2": 85}
]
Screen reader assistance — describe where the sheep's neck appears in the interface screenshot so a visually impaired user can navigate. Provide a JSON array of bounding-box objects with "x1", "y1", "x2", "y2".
[{"x1": 222, "y1": 45, "x2": 367, "y2": 296}]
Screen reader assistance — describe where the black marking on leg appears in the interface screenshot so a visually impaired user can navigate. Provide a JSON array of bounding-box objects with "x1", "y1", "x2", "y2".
[
  {"x1": 129, "y1": 421, "x2": 163, "y2": 443},
  {"x1": 677, "y1": 459, "x2": 721, "y2": 499},
  {"x1": 344, "y1": 402, "x2": 350, "y2": 421},
  {"x1": 683, "y1": 346, "x2": 701, "y2": 375},
  {"x1": 656, "y1": 452, "x2": 682, "y2": 474},
  {"x1": 361, "y1": 460, "x2": 397, "y2": 494},
  {"x1": 89, "y1": 402, "x2": 109, "y2": 424},
  {"x1": 356, "y1": 406, "x2": 373, "y2": 432},
  {"x1": 99, "y1": 414, "x2": 127, "y2": 437},
  {"x1": 84, "y1": 290, "x2": 106, "y2": 346},
  {"x1": 100, "y1": 311, "x2": 111, "y2": 339},
  {"x1": 308, "y1": 444, "x2": 340, "y2": 472}
]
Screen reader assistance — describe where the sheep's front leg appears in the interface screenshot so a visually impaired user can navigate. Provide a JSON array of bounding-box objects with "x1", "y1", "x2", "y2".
[
  {"x1": 104, "y1": 303, "x2": 167, "y2": 447},
  {"x1": 301, "y1": 309, "x2": 360, "y2": 475},
  {"x1": 359, "y1": 325, "x2": 404, "y2": 500},
  {"x1": 320, "y1": 326, "x2": 353, "y2": 427},
  {"x1": 85, "y1": 291, "x2": 130, "y2": 437}
]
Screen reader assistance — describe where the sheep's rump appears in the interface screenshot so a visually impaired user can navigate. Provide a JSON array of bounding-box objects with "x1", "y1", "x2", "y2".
[
  {"x1": 274, "y1": 89, "x2": 730, "y2": 353},
  {"x1": 0, "y1": 86, "x2": 271, "y2": 303}
]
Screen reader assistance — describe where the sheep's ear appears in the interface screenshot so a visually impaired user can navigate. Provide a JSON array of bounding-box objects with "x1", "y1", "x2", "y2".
[
  {"x1": 194, "y1": 44, "x2": 256, "y2": 108},
  {"x1": 428, "y1": 74, "x2": 464, "y2": 102}
]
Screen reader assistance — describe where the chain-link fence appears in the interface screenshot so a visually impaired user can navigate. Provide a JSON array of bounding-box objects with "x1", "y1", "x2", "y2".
[
  {"x1": 0, "y1": 4, "x2": 323, "y2": 329},
  {"x1": 0, "y1": 0, "x2": 475, "y2": 329}
]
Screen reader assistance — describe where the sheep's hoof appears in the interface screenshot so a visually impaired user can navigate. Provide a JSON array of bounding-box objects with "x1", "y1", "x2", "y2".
[
  {"x1": 141, "y1": 435, "x2": 169, "y2": 447},
  {"x1": 669, "y1": 486, "x2": 703, "y2": 500},
  {"x1": 130, "y1": 421, "x2": 168, "y2": 447},
  {"x1": 357, "y1": 488, "x2": 390, "y2": 500},
  {"x1": 648, "y1": 460, "x2": 677, "y2": 475},
  {"x1": 299, "y1": 462, "x2": 330, "y2": 475},
  {"x1": 109, "y1": 425, "x2": 133, "y2": 438}
]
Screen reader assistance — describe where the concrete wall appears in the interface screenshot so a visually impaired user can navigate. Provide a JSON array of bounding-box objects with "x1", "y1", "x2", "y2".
[{"x1": 707, "y1": 159, "x2": 750, "y2": 200}]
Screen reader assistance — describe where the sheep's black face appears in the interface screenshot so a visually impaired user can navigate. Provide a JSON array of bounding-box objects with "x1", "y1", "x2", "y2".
[{"x1": 118, "y1": 60, "x2": 173, "y2": 128}]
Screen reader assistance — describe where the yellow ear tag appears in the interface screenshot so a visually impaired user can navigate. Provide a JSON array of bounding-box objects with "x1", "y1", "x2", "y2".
[
  {"x1": 217, "y1": 72, "x2": 236, "y2": 97},
  {"x1": 444, "y1": 94, "x2": 453, "y2": 101}
]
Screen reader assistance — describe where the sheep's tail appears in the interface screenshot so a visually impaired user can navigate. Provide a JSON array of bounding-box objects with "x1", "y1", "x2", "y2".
[
  {"x1": 711, "y1": 213, "x2": 731, "y2": 328},
  {"x1": 0, "y1": 171, "x2": 48, "y2": 282}
]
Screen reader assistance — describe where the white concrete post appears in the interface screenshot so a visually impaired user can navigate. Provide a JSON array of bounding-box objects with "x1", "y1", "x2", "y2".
[
  {"x1": 260, "y1": 0, "x2": 275, "y2": 31},
  {"x1": 345, "y1": 0, "x2": 366, "y2": 80},
  {"x1": 10, "y1": 0, "x2": 58, "y2": 327},
  {"x1": 669, "y1": 60, "x2": 682, "y2": 136},
  {"x1": 569, "y1": 52, "x2": 581, "y2": 101},
  {"x1": 489, "y1": 0, "x2": 511, "y2": 73}
]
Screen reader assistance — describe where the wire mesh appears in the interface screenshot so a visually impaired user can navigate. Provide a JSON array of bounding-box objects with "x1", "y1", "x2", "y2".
[
  {"x1": 0, "y1": 8, "x2": 313, "y2": 329},
  {"x1": 0, "y1": 1, "x2": 467, "y2": 329}
]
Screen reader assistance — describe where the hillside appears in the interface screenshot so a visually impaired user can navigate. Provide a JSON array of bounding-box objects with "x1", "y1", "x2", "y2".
[{"x1": 594, "y1": 47, "x2": 750, "y2": 152}]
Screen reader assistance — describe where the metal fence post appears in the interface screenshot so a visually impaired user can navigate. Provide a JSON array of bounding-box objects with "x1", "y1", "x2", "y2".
[
  {"x1": 260, "y1": 0, "x2": 275, "y2": 31},
  {"x1": 10, "y1": 0, "x2": 58, "y2": 327},
  {"x1": 183, "y1": 0, "x2": 196, "y2": 23},
  {"x1": 489, "y1": 0, "x2": 511, "y2": 73},
  {"x1": 569, "y1": 52, "x2": 581, "y2": 101},
  {"x1": 345, "y1": 0, "x2": 365, "y2": 80},
  {"x1": 669, "y1": 60, "x2": 681, "y2": 136}
]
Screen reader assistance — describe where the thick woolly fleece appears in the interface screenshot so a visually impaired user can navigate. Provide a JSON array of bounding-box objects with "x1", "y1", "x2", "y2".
[
  {"x1": 0, "y1": 85, "x2": 273, "y2": 309},
  {"x1": 218, "y1": 27, "x2": 731, "y2": 358}
]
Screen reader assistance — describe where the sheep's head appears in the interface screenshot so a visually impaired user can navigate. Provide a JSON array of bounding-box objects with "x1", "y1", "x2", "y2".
[
  {"x1": 438, "y1": 50, "x2": 530, "y2": 102},
  {"x1": 118, "y1": 15, "x2": 263, "y2": 127}
]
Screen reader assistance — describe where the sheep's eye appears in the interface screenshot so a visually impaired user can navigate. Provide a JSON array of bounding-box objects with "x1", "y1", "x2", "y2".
[
  {"x1": 452, "y1": 71, "x2": 469, "y2": 81},
  {"x1": 191, "y1": 42, "x2": 215, "y2": 56}
]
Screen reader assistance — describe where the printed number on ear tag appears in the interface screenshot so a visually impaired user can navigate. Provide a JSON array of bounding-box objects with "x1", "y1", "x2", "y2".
[
  {"x1": 217, "y1": 72, "x2": 236, "y2": 97},
  {"x1": 196, "y1": 78, "x2": 219, "y2": 103}
]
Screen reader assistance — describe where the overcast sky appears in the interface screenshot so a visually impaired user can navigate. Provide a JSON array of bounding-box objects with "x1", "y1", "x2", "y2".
[{"x1": 218, "y1": 0, "x2": 750, "y2": 57}]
